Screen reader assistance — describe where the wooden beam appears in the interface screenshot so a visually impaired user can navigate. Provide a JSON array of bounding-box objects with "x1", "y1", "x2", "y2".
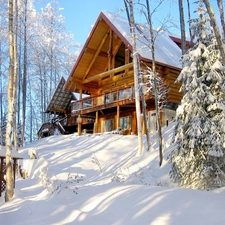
[
  {"x1": 67, "y1": 77, "x2": 99, "y2": 93},
  {"x1": 83, "y1": 29, "x2": 110, "y2": 80},
  {"x1": 103, "y1": 38, "x2": 122, "y2": 73},
  {"x1": 83, "y1": 63, "x2": 133, "y2": 84},
  {"x1": 94, "y1": 111, "x2": 98, "y2": 133},
  {"x1": 47, "y1": 108, "x2": 66, "y2": 114},
  {"x1": 116, "y1": 105, "x2": 120, "y2": 129},
  {"x1": 125, "y1": 48, "x2": 130, "y2": 64},
  {"x1": 78, "y1": 89, "x2": 83, "y2": 136},
  {"x1": 108, "y1": 29, "x2": 112, "y2": 70}
]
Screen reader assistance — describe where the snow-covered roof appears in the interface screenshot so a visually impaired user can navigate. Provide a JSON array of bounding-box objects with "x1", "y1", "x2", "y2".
[{"x1": 102, "y1": 10, "x2": 182, "y2": 69}]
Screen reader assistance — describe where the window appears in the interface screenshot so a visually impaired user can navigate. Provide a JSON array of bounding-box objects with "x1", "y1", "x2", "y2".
[
  {"x1": 72, "y1": 102, "x2": 81, "y2": 112},
  {"x1": 102, "y1": 119, "x2": 114, "y2": 132},
  {"x1": 119, "y1": 88, "x2": 132, "y2": 100},
  {"x1": 120, "y1": 116, "x2": 131, "y2": 130},
  {"x1": 83, "y1": 99, "x2": 92, "y2": 109},
  {"x1": 105, "y1": 94, "x2": 111, "y2": 103}
]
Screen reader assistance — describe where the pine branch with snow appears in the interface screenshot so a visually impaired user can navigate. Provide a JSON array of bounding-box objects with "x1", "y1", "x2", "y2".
[{"x1": 170, "y1": 1, "x2": 225, "y2": 190}]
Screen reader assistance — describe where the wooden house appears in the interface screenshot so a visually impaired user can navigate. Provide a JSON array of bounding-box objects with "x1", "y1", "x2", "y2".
[
  {"x1": 63, "y1": 11, "x2": 183, "y2": 135},
  {"x1": 39, "y1": 11, "x2": 183, "y2": 138}
]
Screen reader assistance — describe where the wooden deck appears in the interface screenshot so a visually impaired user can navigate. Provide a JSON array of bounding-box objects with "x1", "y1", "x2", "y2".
[{"x1": 71, "y1": 87, "x2": 136, "y2": 115}]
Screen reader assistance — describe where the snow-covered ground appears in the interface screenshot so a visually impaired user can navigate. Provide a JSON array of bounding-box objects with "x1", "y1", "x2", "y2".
[{"x1": 1, "y1": 122, "x2": 225, "y2": 225}]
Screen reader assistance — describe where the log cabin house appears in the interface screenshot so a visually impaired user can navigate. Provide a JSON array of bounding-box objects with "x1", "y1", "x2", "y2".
[{"x1": 38, "y1": 11, "x2": 183, "y2": 138}]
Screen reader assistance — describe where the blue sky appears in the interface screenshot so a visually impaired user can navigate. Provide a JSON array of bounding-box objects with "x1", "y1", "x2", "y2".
[
  {"x1": 57, "y1": 0, "x2": 126, "y2": 43},
  {"x1": 55, "y1": 0, "x2": 219, "y2": 44}
]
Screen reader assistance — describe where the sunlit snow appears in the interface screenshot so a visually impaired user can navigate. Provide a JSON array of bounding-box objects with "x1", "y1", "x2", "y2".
[{"x1": 1, "y1": 122, "x2": 225, "y2": 225}]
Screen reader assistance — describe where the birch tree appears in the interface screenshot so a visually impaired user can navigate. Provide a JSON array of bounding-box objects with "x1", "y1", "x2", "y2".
[
  {"x1": 145, "y1": 0, "x2": 163, "y2": 166},
  {"x1": 0, "y1": 0, "x2": 8, "y2": 145},
  {"x1": 21, "y1": 0, "x2": 28, "y2": 146},
  {"x1": 13, "y1": 0, "x2": 18, "y2": 150},
  {"x1": 5, "y1": 0, "x2": 16, "y2": 202},
  {"x1": 124, "y1": 0, "x2": 143, "y2": 155}
]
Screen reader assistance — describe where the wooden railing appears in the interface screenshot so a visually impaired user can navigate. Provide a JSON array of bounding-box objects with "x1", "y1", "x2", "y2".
[
  {"x1": 71, "y1": 87, "x2": 135, "y2": 114},
  {"x1": 37, "y1": 119, "x2": 66, "y2": 139}
]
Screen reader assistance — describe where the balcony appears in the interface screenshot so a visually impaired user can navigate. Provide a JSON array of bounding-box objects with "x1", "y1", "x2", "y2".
[{"x1": 71, "y1": 87, "x2": 135, "y2": 115}]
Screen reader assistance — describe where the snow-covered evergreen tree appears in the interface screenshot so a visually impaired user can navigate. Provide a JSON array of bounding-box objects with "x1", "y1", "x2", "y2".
[{"x1": 170, "y1": 1, "x2": 225, "y2": 189}]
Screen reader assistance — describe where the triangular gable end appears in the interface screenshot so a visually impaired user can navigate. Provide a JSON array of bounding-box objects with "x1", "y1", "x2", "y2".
[{"x1": 64, "y1": 11, "x2": 182, "y2": 94}]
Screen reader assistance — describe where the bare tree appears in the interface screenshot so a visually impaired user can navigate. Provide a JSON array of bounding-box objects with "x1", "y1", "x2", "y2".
[
  {"x1": 217, "y1": 0, "x2": 225, "y2": 41},
  {"x1": 138, "y1": 0, "x2": 166, "y2": 165},
  {"x1": 124, "y1": 0, "x2": 144, "y2": 155},
  {"x1": 178, "y1": 0, "x2": 186, "y2": 55},
  {"x1": 203, "y1": 0, "x2": 225, "y2": 64},
  {"x1": 5, "y1": 0, "x2": 15, "y2": 202},
  {"x1": 21, "y1": 0, "x2": 28, "y2": 146},
  {"x1": 13, "y1": 0, "x2": 19, "y2": 151},
  {"x1": 145, "y1": 0, "x2": 163, "y2": 166},
  {"x1": 187, "y1": 0, "x2": 193, "y2": 45}
]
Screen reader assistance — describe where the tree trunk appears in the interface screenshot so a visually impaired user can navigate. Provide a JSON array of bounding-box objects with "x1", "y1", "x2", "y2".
[
  {"x1": 217, "y1": 0, "x2": 225, "y2": 40},
  {"x1": 146, "y1": 0, "x2": 163, "y2": 166},
  {"x1": 203, "y1": 0, "x2": 225, "y2": 64},
  {"x1": 29, "y1": 81, "x2": 33, "y2": 142},
  {"x1": 5, "y1": 0, "x2": 15, "y2": 202},
  {"x1": 22, "y1": 0, "x2": 27, "y2": 146},
  {"x1": 124, "y1": 0, "x2": 143, "y2": 155},
  {"x1": 13, "y1": 0, "x2": 18, "y2": 151},
  {"x1": 178, "y1": 0, "x2": 186, "y2": 55},
  {"x1": 140, "y1": 75, "x2": 151, "y2": 151},
  {"x1": 17, "y1": 26, "x2": 22, "y2": 126},
  {"x1": 187, "y1": 0, "x2": 193, "y2": 45}
]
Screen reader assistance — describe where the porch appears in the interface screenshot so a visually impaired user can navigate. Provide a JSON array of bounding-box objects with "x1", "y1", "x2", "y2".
[{"x1": 71, "y1": 86, "x2": 136, "y2": 115}]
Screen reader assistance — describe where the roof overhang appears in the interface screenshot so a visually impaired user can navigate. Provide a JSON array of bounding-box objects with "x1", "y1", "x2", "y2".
[{"x1": 45, "y1": 77, "x2": 77, "y2": 114}]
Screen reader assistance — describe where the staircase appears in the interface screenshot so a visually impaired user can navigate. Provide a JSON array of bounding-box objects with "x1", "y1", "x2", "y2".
[{"x1": 38, "y1": 118, "x2": 66, "y2": 139}]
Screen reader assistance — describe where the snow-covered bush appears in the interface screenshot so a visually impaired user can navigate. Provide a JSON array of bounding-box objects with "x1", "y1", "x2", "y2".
[
  {"x1": 38, "y1": 168, "x2": 54, "y2": 192},
  {"x1": 91, "y1": 152, "x2": 102, "y2": 174},
  {"x1": 28, "y1": 148, "x2": 38, "y2": 159},
  {"x1": 38, "y1": 168, "x2": 83, "y2": 194}
]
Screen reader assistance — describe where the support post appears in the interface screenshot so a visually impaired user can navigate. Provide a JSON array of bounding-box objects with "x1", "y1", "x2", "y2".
[
  {"x1": 94, "y1": 111, "x2": 99, "y2": 133},
  {"x1": 78, "y1": 89, "x2": 83, "y2": 136},
  {"x1": 116, "y1": 105, "x2": 120, "y2": 129}
]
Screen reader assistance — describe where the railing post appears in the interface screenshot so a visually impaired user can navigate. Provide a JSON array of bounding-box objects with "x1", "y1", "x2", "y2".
[{"x1": 116, "y1": 105, "x2": 120, "y2": 130}]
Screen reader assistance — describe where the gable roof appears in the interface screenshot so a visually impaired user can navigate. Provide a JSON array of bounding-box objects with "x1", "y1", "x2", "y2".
[
  {"x1": 102, "y1": 11, "x2": 182, "y2": 68},
  {"x1": 45, "y1": 77, "x2": 77, "y2": 114},
  {"x1": 64, "y1": 11, "x2": 182, "y2": 92}
]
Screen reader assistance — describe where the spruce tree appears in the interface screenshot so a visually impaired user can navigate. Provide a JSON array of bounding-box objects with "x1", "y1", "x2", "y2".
[{"x1": 170, "y1": 1, "x2": 225, "y2": 189}]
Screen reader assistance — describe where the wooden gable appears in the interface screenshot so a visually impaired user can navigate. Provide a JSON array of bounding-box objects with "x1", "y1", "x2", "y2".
[
  {"x1": 64, "y1": 11, "x2": 182, "y2": 99},
  {"x1": 64, "y1": 12, "x2": 134, "y2": 95}
]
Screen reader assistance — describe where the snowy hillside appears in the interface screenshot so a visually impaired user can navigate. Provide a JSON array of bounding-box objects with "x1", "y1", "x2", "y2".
[{"x1": 1, "y1": 122, "x2": 225, "y2": 225}]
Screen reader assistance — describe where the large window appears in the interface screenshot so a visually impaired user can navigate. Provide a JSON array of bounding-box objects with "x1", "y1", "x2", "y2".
[
  {"x1": 83, "y1": 99, "x2": 92, "y2": 109},
  {"x1": 119, "y1": 88, "x2": 132, "y2": 100},
  {"x1": 72, "y1": 102, "x2": 81, "y2": 112},
  {"x1": 102, "y1": 119, "x2": 114, "y2": 132},
  {"x1": 120, "y1": 116, "x2": 131, "y2": 130}
]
